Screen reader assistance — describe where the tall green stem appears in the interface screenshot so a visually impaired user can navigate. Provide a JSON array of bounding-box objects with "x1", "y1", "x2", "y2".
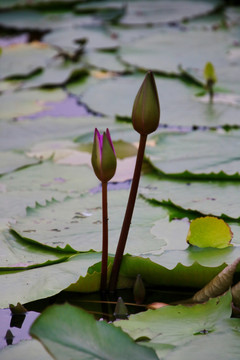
[
  {"x1": 101, "y1": 181, "x2": 108, "y2": 292},
  {"x1": 109, "y1": 134, "x2": 147, "y2": 292}
]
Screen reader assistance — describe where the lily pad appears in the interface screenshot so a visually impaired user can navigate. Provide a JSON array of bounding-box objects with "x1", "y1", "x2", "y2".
[
  {"x1": 115, "y1": 291, "x2": 232, "y2": 345},
  {"x1": 30, "y1": 303, "x2": 158, "y2": 360},
  {"x1": 11, "y1": 190, "x2": 168, "y2": 254},
  {"x1": 115, "y1": 292, "x2": 240, "y2": 360},
  {"x1": 140, "y1": 174, "x2": 240, "y2": 220},
  {"x1": 0, "y1": 151, "x2": 39, "y2": 176},
  {"x1": 82, "y1": 51, "x2": 127, "y2": 73},
  {"x1": 119, "y1": 28, "x2": 240, "y2": 94},
  {"x1": 0, "y1": 0, "x2": 80, "y2": 10},
  {"x1": 74, "y1": 1, "x2": 126, "y2": 22},
  {"x1": 43, "y1": 26, "x2": 119, "y2": 56},
  {"x1": 0, "y1": 253, "x2": 102, "y2": 308},
  {"x1": 0, "y1": 88, "x2": 66, "y2": 120},
  {"x1": 80, "y1": 74, "x2": 240, "y2": 127},
  {"x1": 0, "y1": 9, "x2": 98, "y2": 31},
  {"x1": 187, "y1": 216, "x2": 233, "y2": 249},
  {"x1": 21, "y1": 59, "x2": 87, "y2": 89},
  {"x1": 0, "y1": 42, "x2": 58, "y2": 80},
  {"x1": 0, "y1": 160, "x2": 99, "y2": 201},
  {"x1": 0, "y1": 226, "x2": 69, "y2": 269},
  {"x1": 0, "y1": 116, "x2": 113, "y2": 151},
  {"x1": 119, "y1": 1, "x2": 216, "y2": 26},
  {"x1": 145, "y1": 129, "x2": 240, "y2": 178},
  {"x1": 0, "y1": 340, "x2": 52, "y2": 360}
]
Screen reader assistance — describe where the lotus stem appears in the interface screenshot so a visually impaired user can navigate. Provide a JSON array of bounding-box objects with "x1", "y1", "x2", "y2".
[
  {"x1": 101, "y1": 181, "x2": 108, "y2": 292},
  {"x1": 109, "y1": 134, "x2": 147, "y2": 292}
]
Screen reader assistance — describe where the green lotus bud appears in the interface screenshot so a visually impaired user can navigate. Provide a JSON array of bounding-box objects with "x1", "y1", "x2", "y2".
[
  {"x1": 91, "y1": 128, "x2": 117, "y2": 183},
  {"x1": 113, "y1": 297, "x2": 128, "y2": 319},
  {"x1": 204, "y1": 62, "x2": 217, "y2": 84},
  {"x1": 133, "y1": 274, "x2": 146, "y2": 304},
  {"x1": 132, "y1": 71, "x2": 160, "y2": 135}
]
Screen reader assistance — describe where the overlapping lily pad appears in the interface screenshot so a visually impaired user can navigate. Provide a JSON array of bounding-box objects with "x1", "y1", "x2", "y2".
[
  {"x1": 21, "y1": 59, "x2": 87, "y2": 89},
  {"x1": 0, "y1": 42, "x2": 58, "y2": 80},
  {"x1": 0, "y1": 340, "x2": 52, "y2": 360},
  {"x1": 0, "y1": 0, "x2": 80, "y2": 10},
  {"x1": 0, "y1": 116, "x2": 113, "y2": 151},
  {"x1": 82, "y1": 51, "x2": 127, "y2": 73},
  {"x1": 119, "y1": 28, "x2": 240, "y2": 94},
  {"x1": 0, "y1": 88, "x2": 66, "y2": 120},
  {"x1": 145, "y1": 129, "x2": 240, "y2": 178},
  {"x1": 80, "y1": 74, "x2": 240, "y2": 127},
  {"x1": 43, "y1": 26, "x2": 119, "y2": 56},
  {"x1": 118, "y1": 1, "x2": 217, "y2": 26},
  {"x1": 115, "y1": 292, "x2": 240, "y2": 360},
  {"x1": 0, "y1": 226, "x2": 69, "y2": 269},
  {"x1": 30, "y1": 303, "x2": 158, "y2": 360},
  {"x1": 11, "y1": 190, "x2": 168, "y2": 254},
  {"x1": 0, "y1": 9, "x2": 98, "y2": 31},
  {"x1": 0, "y1": 253, "x2": 102, "y2": 308},
  {"x1": 140, "y1": 174, "x2": 240, "y2": 220},
  {"x1": 0, "y1": 151, "x2": 39, "y2": 176},
  {"x1": 1, "y1": 161, "x2": 99, "y2": 197}
]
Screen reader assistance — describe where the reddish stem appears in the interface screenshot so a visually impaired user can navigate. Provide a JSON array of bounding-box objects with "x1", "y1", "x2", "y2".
[
  {"x1": 109, "y1": 134, "x2": 147, "y2": 292},
  {"x1": 101, "y1": 181, "x2": 108, "y2": 292}
]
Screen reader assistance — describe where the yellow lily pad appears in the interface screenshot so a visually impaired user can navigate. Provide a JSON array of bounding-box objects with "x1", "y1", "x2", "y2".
[{"x1": 187, "y1": 216, "x2": 233, "y2": 249}]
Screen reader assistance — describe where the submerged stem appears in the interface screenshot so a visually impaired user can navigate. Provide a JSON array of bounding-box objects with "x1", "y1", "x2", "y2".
[
  {"x1": 109, "y1": 134, "x2": 147, "y2": 292},
  {"x1": 101, "y1": 181, "x2": 108, "y2": 292}
]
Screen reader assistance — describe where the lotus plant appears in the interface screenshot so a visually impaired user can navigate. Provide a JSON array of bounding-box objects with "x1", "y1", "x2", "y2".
[
  {"x1": 109, "y1": 71, "x2": 160, "y2": 291},
  {"x1": 91, "y1": 128, "x2": 116, "y2": 291},
  {"x1": 204, "y1": 62, "x2": 217, "y2": 103}
]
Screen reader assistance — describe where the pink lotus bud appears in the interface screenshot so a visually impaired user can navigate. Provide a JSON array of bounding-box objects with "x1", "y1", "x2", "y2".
[
  {"x1": 91, "y1": 128, "x2": 116, "y2": 183},
  {"x1": 132, "y1": 71, "x2": 160, "y2": 135}
]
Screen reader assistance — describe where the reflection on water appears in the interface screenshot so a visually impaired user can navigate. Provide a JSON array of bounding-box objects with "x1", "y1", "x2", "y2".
[{"x1": 0, "y1": 309, "x2": 39, "y2": 350}]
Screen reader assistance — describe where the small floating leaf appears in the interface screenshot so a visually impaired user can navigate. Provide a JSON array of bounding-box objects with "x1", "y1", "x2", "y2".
[{"x1": 187, "y1": 216, "x2": 233, "y2": 249}]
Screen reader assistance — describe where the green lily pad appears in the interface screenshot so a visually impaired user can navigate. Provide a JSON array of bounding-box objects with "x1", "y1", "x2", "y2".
[
  {"x1": 80, "y1": 74, "x2": 240, "y2": 127},
  {"x1": 0, "y1": 151, "x2": 39, "y2": 176},
  {"x1": 163, "y1": 329, "x2": 240, "y2": 360},
  {"x1": 0, "y1": 0, "x2": 80, "y2": 10},
  {"x1": 0, "y1": 340, "x2": 52, "y2": 360},
  {"x1": 22, "y1": 59, "x2": 87, "y2": 89},
  {"x1": 115, "y1": 292, "x2": 240, "y2": 360},
  {"x1": 0, "y1": 88, "x2": 66, "y2": 120},
  {"x1": 0, "y1": 226, "x2": 69, "y2": 269},
  {"x1": 0, "y1": 42, "x2": 58, "y2": 80},
  {"x1": 187, "y1": 216, "x2": 233, "y2": 249},
  {"x1": 145, "y1": 130, "x2": 240, "y2": 178},
  {"x1": 115, "y1": 291, "x2": 232, "y2": 344},
  {"x1": 43, "y1": 26, "x2": 119, "y2": 55},
  {"x1": 11, "y1": 190, "x2": 168, "y2": 254},
  {"x1": 0, "y1": 9, "x2": 97, "y2": 31},
  {"x1": 119, "y1": 28, "x2": 240, "y2": 94},
  {"x1": 0, "y1": 253, "x2": 102, "y2": 308},
  {"x1": 0, "y1": 116, "x2": 113, "y2": 151},
  {"x1": 140, "y1": 174, "x2": 240, "y2": 220},
  {"x1": 74, "y1": 1, "x2": 126, "y2": 22},
  {"x1": 0, "y1": 162, "x2": 100, "y2": 221},
  {"x1": 119, "y1": 1, "x2": 216, "y2": 26},
  {"x1": 30, "y1": 303, "x2": 158, "y2": 360},
  {"x1": 0, "y1": 80, "x2": 20, "y2": 92},
  {"x1": 0, "y1": 191, "x2": 67, "y2": 220},
  {"x1": 82, "y1": 51, "x2": 127, "y2": 73}
]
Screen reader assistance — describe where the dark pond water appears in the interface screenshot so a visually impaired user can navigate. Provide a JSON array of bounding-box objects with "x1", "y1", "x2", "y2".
[{"x1": 0, "y1": 286, "x2": 195, "y2": 350}]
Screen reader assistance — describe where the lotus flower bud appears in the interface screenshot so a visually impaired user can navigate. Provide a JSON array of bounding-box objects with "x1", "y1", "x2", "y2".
[
  {"x1": 91, "y1": 128, "x2": 116, "y2": 183},
  {"x1": 204, "y1": 62, "x2": 217, "y2": 84},
  {"x1": 133, "y1": 274, "x2": 145, "y2": 304},
  {"x1": 132, "y1": 71, "x2": 160, "y2": 135},
  {"x1": 113, "y1": 297, "x2": 128, "y2": 319}
]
